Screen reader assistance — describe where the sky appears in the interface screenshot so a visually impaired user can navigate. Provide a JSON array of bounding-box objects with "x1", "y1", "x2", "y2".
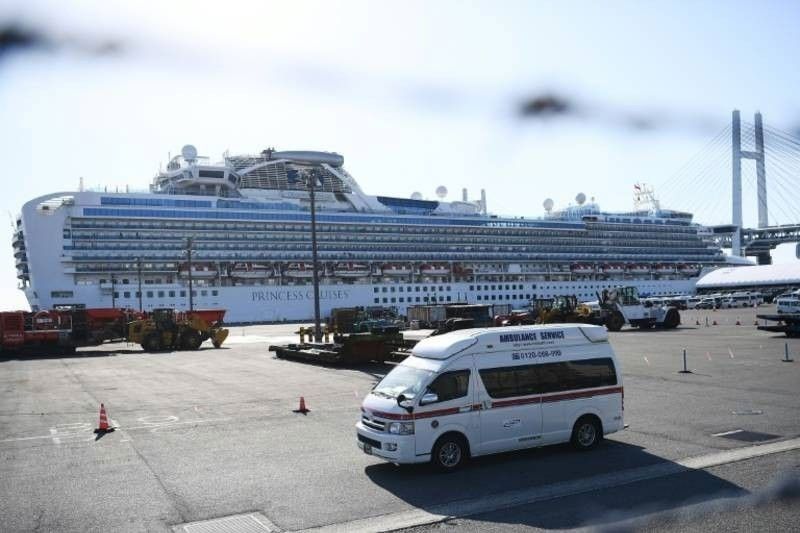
[{"x1": 1, "y1": 0, "x2": 799, "y2": 310}]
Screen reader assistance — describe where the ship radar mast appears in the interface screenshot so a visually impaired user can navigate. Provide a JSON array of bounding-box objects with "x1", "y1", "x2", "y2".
[{"x1": 633, "y1": 182, "x2": 660, "y2": 213}]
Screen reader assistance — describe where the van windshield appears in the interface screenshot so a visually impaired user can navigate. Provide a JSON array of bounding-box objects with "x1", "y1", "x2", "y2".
[{"x1": 373, "y1": 365, "x2": 434, "y2": 400}]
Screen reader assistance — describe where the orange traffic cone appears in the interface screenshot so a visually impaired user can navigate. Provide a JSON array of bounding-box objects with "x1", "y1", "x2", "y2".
[
  {"x1": 94, "y1": 403, "x2": 115, "y2": 433},
  {"x1": 294, "y1": 396, "x2": 310, "y2": 414}
]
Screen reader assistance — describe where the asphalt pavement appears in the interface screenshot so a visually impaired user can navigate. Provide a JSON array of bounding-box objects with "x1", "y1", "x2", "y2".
[{"x1": 0, "y1": 307, "x2": 798, "y2": 532}]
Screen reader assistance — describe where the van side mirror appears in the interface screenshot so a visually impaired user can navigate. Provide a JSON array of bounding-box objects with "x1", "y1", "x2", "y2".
[
  {"x1": 419, "y1": 392, "x2": 438, "y2": 406},
  {"x1": 396, "y1": 394, "x2": 414, "y2": 413}
]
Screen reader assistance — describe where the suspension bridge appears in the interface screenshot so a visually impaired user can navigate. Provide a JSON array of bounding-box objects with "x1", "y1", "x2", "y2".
[{"x1": 658, "y1": 110, "x2": 800, "y2": 264}]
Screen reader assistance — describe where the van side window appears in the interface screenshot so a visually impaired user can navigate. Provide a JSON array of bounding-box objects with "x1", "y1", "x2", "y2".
[
  {"x1": 427, "y1": 370, "x2": 470, "y2": 403},
  {"x1": 479, "y1": 358, "x2": 617, "y2": 399}
]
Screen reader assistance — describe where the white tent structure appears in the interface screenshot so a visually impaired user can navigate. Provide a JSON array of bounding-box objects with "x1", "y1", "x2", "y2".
[{"x1": 696, "y1": 263, "x2": 800, "y2": 290}]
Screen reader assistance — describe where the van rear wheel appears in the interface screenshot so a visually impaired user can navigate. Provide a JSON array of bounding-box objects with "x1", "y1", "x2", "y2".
[
  {"x1": 432, "y1": 434, "x2": 468, "y2": 472},
  {"x1": 571, "y1": 416, "x2": 602, "y2": 451}
]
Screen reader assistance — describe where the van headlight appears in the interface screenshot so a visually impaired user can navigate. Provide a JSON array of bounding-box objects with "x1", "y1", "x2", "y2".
[{"x1": 388, "y1": 421, "x2": 414, "y2": 435}]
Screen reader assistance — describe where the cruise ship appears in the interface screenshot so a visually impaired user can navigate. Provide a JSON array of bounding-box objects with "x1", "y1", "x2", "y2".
[{"x1": 13, "y1": 146, "x2": 729, "y2": 322}]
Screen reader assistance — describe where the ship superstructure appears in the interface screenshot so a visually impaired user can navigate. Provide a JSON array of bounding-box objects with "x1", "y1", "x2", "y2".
[{"x1": 14, "y1": 146, "x2": 727, "y2": 322}]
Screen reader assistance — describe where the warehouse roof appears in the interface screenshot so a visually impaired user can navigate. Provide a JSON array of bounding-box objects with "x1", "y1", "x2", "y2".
[{"x1": 696, "y1": 263, "x2": 800, "y2": 289}]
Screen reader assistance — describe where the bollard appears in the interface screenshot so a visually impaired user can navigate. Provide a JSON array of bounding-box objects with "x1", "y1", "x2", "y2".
[
  {"x1": 783, "y1": 343, "x2": 794, "y2": 363},
  {"x1": 298, "y1": 327, "x2": 306, "y2": 343},
  {"x1": 323, "y1": 326, "x2": 330, "y2": 343},
  {"x1": 705, "y1": 316, "x2": 709, "y2": 327},
  {"x1": 679, "y1": 348, "x2": 692, "y2": 373}
]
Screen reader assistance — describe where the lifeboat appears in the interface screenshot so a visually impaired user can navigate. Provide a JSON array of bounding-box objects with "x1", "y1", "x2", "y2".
[
  {"x1": 381, "y1": 263, "x2": 413, "y2": 276},
  {"x1": 654, "y1": 263, "x2": 676, "y2": 274},
  {"x1": 178, "y1": 262, "x2": 218, "y2": 279},
  {"x1": 626, "y1": 263, "x2": 650, "y2": 274},
  {"x1": 419, "y1": 263, "x2": 451, "y2": 276},
  {"x1": 570, "y1": 263, "x2": 594, "y2": 275},
  {"x1": 333, "y1": 262, "x2": 371, "y2": 278},
  {"x1": 452, "y1": 264, "x2": 474, "y2": 276},
  {"x1": 229, "y1": 262, "x2": 273, "y2": 279},
  {"x1": 678, "y1": 264, "x2": 701, "y2": 276},
  {"x1": 283, "y1": 262, "x2": 321, "y2": 279},
  {"x1": 601, "y1": 263, "x2": 625, "y2": 274}
]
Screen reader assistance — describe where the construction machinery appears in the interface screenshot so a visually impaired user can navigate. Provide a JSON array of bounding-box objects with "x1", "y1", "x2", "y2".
[
  {"x1": 128, "y1": 309, "x2": 229, "y2": 352},
  {"x1": 0, "y1": 307, "x2": 138, "y2": 355},
  {"x1": 0, "y1": 306, "x2": 229, "y2": 356},
  {"x1": 407, "y1": 303, "x2": 495, "y2": 329},
  {"x1": 596, "y1": 287, "x2": 680, "y2": 331},
  {"x1": 535, "y1": 295, "x2": 598, "y2": 325}
]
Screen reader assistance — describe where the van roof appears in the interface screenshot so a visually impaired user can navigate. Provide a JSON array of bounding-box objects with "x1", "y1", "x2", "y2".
[{"x1": 412, "y1": 324, "x2": 609, "y2": 360}]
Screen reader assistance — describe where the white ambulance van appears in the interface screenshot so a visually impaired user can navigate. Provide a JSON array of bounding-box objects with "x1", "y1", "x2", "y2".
[{"x1": 356, "y1": 323, "x2": 623, "y2": 471}]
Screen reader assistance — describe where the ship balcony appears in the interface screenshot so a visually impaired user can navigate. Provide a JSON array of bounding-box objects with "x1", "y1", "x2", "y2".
[{"x1": 11, "y1": 232, "x2": 24, "y2": 246}]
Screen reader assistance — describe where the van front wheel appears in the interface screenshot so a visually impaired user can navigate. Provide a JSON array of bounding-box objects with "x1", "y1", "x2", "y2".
[
  {"x1": 571, "y1": 416, "x2": 602, "y2": 450},
  {"x1": 432, "y1": 434, "x2": 468, "y2": 472}
]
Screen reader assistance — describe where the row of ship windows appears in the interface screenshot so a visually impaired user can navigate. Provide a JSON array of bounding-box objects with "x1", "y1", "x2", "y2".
[
  {"x1": 82, "y1": 208, "x2": 586, "y2": 230},
  {"x1": 64, "y1": 222, "x2": 699, "y2": 240},
  {"x1": 94, "y1": 200, "x2": 693, "y2": 229},
  {"x1": 373, "y1": 294, "x2": 532, "y2": 305},
  {"x1": 66, "y1": 235, "x2": 704, "y2": 249},
  {"x1": 64, "y1": 221, "x2": 698, "y2": 239},
  {"x1": 53, "y1": 290, "x2": 219, "y2": 299},
  {"x1": 67, "y1": 252, "x2": 720, "y2": 264},
  {"x1": 72, "y1": 218, "x2": 696, "y2": 236},
  {"x1": 372, "y1": 284, "x2": 536, "y2": 294}
]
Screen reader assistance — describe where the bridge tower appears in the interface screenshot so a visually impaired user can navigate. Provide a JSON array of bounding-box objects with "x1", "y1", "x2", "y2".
[{"x1": 731, "y1": 110, "x2": 768, "y2": 256}]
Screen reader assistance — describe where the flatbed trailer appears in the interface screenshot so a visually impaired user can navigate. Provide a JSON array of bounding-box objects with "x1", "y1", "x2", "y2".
[
  {"x1": 270, "y1": 329, "x2": 410, "y2": 365},
  {"x1": 756, "y1": 313, "x2": 800, "y2": 338}
]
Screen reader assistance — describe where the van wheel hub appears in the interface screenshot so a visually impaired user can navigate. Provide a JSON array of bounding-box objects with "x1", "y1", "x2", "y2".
[
  {"x1": 439, "y1": 442, "x2": 461, "y2": 467},
  {"x1": 577, "y1": 423, "x2": 596, "y2": 446}
]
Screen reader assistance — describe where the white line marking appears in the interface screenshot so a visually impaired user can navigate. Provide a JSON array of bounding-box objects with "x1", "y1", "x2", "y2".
[
  {"x1": 712, "y1": 429, "x2": 743, "y2": 437},
  {"x1": 293, "y1": 437, "x2": 800, "y2": 533},
  {"x1": 0, "y1": 417, "x2": 230, "y2": 445},
  {"x1": 110, "y1": 418, "x2": 131, "y2": 442}
]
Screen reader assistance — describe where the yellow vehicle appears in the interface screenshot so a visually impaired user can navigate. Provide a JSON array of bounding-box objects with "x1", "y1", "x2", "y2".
[
  {"x1": 536, "y1": 295, "x2": 596, "y2": 325},
  {"x1": 128, "y1": 308, "x2": 229, "y2": 352}
]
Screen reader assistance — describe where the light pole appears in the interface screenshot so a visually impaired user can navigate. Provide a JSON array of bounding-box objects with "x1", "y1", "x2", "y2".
[
  {"x1": 110, "y1": 274, "x2": 117, "y2": 308},
  {"x1": 304, "y1": 169, "x2": 323, "y2": 342},
  {"x1": 136, "y1": 257, "x2": 143, "y2": 312},
  {"x1": 186, "y1": 237, "x2": 194, "y2": 312}
]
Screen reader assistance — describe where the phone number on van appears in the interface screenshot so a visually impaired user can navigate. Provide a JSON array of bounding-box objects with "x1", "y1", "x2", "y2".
[{"x1": 512, "y1": 349, "x2": 562, "y2": 361}]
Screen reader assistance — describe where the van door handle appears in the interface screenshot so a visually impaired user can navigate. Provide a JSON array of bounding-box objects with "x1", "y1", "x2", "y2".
[{"x1": 458, "y1": 406, "x2": 472, "y2": 413}]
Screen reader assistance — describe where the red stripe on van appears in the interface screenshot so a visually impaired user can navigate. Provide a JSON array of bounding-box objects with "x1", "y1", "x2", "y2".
[
  {"x1": 493, "y1": 386, "x2": 623, "y2": 408},
  {"x1": 365, "y1": 387, "x2": 622, "y2": 421}
]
